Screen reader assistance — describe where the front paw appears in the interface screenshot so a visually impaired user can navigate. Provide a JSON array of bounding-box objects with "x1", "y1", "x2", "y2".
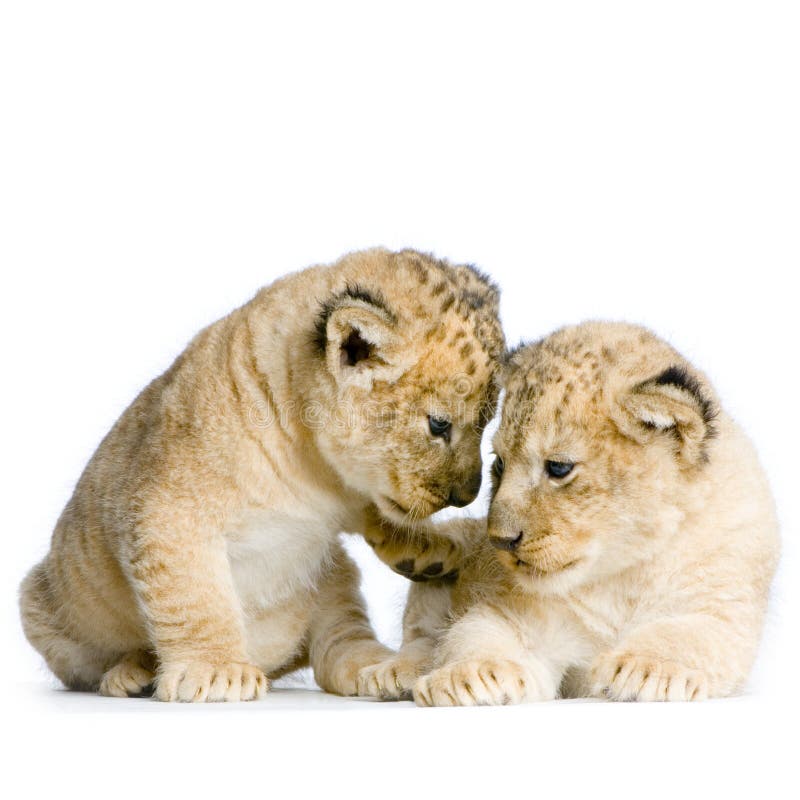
[
  {"x1": 155, "y1": 661, "x2": 269, "y2": 702},
  {"x1": 99, "y1": 652, "x2": 155, "y2": 698},
  {"x1": 316, "y1": 641, "x2": 395, "y2": 697},
  {"x1": 357, "y1": 657, "x2": 426, "y2": 700},
  {"x1": 414, "y1": 659, "x2": 534, "y2": 707},
  {"x1": 368, "y1": 536, "x2": 461, "y2": 583},
  {"x1": 590, "y1": 653, "x2": 709, "y2": 702}
]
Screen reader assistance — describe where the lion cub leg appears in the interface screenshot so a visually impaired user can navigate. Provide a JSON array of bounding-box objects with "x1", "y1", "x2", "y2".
[
  {"x1": 590, "y1": 613, "x2": 748, "y2": 701},
  {"x1": 129, "y1": 526, "x2": 268, "y2": 702},
  {"x1": 308, "y1": 543, "x2": 394, "y2": 696},
  {"x1": 19, "y1": 561, "x2": 111, "y2": 691},
  {"x1": 358, "y1": 581, "x2": 451, "y2": 700}
]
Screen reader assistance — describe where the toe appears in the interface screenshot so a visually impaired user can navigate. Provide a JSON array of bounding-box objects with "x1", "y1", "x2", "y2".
[
  {"x1": 99, "y1": 674, "x2": 127, "y2": 698},
  {"x1": 208, "y1": 669, "x2": 229, "y2": 702},
  {"x1": 240, "y1": 667, "x2": 257, "y2": 701},
  {"x1": 413, "y1": 676, "x2": 434, "y2": 707},
  {"x1": 223, "y1": 663, "x2": 244, "y2": 702},
  {"x1": 637, "y1": 669, "x2": 663, "y2": 702},
  {"x1": 177, "y1": 664, "x2": 211, "y2": 702},
  {"x1": 155, "y1": 665, "x2": 185, "y2": 702},
  {"x1": 618, "y1": 662, "x2": 651, "y2": 701}
]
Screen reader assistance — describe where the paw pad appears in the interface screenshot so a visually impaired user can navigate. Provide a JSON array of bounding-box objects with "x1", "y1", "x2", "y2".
[{"x1": 395, "y1": 559, "x2": 415, "y2": 575}]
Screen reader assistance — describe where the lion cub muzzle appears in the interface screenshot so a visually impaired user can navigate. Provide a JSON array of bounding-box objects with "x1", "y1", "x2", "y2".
[{"x1": 447, "y1": 470, "x2": 482, "y2": 508}]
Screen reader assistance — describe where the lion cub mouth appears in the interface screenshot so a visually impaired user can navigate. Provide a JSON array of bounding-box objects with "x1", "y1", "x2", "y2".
[
  {"x1": 380, "y1": 491, "x2": 448, "y2": 521},
  {"x1": 512, "y1": 556, "x2": 581, "y2": 576},
  {"x1": 383, "y1": 496, "x2": 409, "y2": 515}
]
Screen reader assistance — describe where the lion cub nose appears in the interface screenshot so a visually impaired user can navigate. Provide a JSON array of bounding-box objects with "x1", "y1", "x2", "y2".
[
  {"x1": 447, "y1": 472, "x2": 482, "y2": 508},
  {"x1": 447, "y1": 490, "x2": 472, "y2": 508},
  {"x1": 489, "y1": 531, "x2": 524, "y2": 551}
]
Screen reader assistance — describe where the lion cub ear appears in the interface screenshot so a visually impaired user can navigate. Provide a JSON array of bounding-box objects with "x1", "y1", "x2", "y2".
[
  {"x1": 314, "y1": 286, "x2": 406, "y2": 390},
  {"x1": 615, "y1": 365, "x2": 717, "y2": 466}
]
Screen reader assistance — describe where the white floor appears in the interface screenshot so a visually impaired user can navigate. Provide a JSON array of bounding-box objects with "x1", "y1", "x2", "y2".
[{"x1": 7, "y1": 673, "x2": 796, "y2": 800}]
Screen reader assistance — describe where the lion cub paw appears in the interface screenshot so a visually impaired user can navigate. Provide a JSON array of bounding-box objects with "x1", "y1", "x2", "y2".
[
  {"x1": 155, "y1": 661, "x2": 269, "y2": 702},
  {"x1": 414, "y1": 659, "x2": 534, "y2": 707},
  {"x1": 357, "y1": 656, "x2": 427, "y2": 700},
  {"x1": 316, "y1": 641, "x2": 395, "y2": 697},
  {"x1": 590, "y1": 654, "x2": 709, "y2": 702},
  {"x1": 369, "y1": 536, "x2": 461, "y2": 583},
  {"x1": 99, "y1": 652, "x2": 155, "y2": 698}
]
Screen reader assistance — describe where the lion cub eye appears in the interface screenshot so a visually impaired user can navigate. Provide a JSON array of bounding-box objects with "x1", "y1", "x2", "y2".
[
  {"x1": 492, "y1": 456, "x2": 505, "y2": 481},
  {"x1": 428, "y1": 415, "x2": 452, "y2": 440},
  {"x1": 545, "y1": 460, "x2": 574, "y2": 479}
]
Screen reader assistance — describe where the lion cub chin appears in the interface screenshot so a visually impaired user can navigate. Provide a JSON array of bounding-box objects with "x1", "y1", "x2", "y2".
[
  {"x1": 19, "y1": 248, "x2": 504, "y2": 701},
  {"x1": 362, "y1": 321, "x2": 780, "y2": 705}
]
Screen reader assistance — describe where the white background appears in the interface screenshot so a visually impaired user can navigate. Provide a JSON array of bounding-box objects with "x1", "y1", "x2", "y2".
[{"x1": 1, "y1": 1, "x2": 798, "y2": 798}]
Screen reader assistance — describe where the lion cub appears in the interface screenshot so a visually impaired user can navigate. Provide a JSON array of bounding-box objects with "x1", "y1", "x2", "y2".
[
  {"x1": 20, "y1": 248, "x2": 504, "y2": 701},
  {"x1": 360, "y1": 321, "x2": 780, "y2": 703}
]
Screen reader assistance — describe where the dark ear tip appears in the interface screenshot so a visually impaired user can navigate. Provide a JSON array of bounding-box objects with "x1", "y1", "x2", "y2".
[
  {"x1": 312, "y1": 285, "x2": 395, "y2": 358},
  {"x1": 342, "y1": 284, "x2": 394, "y2": 321},
  {"x1": 651, "y1": 364, "x2": 716, "y2": 424},
  {"x1": 654, "y1": 365, "x2": 693, "y2": 390},
  {"x1": 311, "y1": 318, "x2": 329, "y2": 353}
]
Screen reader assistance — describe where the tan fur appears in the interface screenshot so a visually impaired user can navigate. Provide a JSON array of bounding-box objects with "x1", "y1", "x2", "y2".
[
  {"x1": 19, "y1": 248, "x2": 504, "y2": 701},
  {"x1": 362, "y1": 322, "x2": 780, "y2": 704}
]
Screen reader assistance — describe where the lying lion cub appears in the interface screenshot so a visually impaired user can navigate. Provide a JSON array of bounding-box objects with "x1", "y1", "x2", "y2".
[
  {"x1": 360, "y1": 321, "x2": 780, "y2": 703},
  {"x1": 20, "y1": 248, "x2": 504, "y2": 701}
]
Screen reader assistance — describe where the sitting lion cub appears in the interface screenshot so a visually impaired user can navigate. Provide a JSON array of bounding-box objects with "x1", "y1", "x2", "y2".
[
  {"x1": 19, "y1": 248, "x2": 504, "y2": 701},
  {"x1": 360, "y1": 321, "x2": 780, "y2": 703}
]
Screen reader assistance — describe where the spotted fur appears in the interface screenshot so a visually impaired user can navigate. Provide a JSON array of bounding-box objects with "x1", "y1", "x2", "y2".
[
  {"x1": 19, "y1": 247, "x2": 505, "y2": 702},
  {"x1": 362, "y1": 322, "x2": 780, "y2": 705}
]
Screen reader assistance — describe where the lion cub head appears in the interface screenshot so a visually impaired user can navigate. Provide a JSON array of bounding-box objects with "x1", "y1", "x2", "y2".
[
  {"x1": 488, "y1": 321, "x2": 718, "y2": 594},
  {"x1": 312, "y1": 249, "x2": 505, "y2": 525}
]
